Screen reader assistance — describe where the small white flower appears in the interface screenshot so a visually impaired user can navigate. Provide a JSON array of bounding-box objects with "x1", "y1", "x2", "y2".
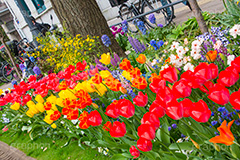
[
  {"x1": 193, "y1": 53, "x2": 202, "y2": 60},
  {"x1": 184, "y1": 38, "x2": 188, "y2": 45},
  {"x1": 227, "y1": 55, "x2": 235, "y2": 66},
  {"x1": 191, "y1": 40, "x2": 201, "y2": 50},
  {"x1": 170, "y1": 41, "x2": 180, "y2": 51},
  {"x1": 190, "y1": 48, "x2": 201, "y2": 57},
  {"x1": 176, "y1": 46, "x2": 186, "y2": 58},
  {"x1": 170, "y1": 54, "x2": 177, "y2": 62},
  {"x1": 213, "y1": 40, "x2": 222, "y2": 50},
  {"x1": 184, "y1": 63, "x2": 194, "y2": 72},
  {"x1": 173, "y1": 59, "x2": 183, "y2": 68},
  {"x1": 151, "y1": 59, "x2": 157, "y2": 66},
  {"x1": 125, "y1": 50, "x2": 131, "y2": 55},
  {"x1": 229, "y1": 24, "x2": 240, "y2": 38},
  {"x1": 183, "y1": 56, "x2": 191, "y2": 64}
]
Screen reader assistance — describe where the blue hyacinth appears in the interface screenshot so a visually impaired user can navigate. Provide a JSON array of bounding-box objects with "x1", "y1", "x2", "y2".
[
  {"x1": 137, "y1": 21, "x2": 147, "y2": 35},
  {"x1": 101, "y1": 35, "x2": 111, "y2": 47},
  {"x1": 122, "y1": 20, "x2": 128, "y2": 33},
  {"x1": 148, "y1": 14, "x2": 156, "y2": 24},
  {"x1": 33, "y1": 66, "x2": 41, "y2": 75}
]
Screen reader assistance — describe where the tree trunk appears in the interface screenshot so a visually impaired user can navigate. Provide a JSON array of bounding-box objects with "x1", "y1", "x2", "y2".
[
  {"x1": 188, "y1": 0, "x2": 208, "y2": 34},
  {"x1": 0, "y1": 37, "x2": 21, "y2": 79},
  {"x1": 50, "y1": 0, "x2": 125, "y2": 57}
]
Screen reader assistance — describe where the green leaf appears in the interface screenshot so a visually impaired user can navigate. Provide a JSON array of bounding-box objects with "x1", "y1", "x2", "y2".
[
  {"x1": 169, "y1": 142, "x2": 193, "y2": 150},
  {"x1": 160, "y1": 123, "x2": 170, "y2": 145},
  {"x1": 110, "y1": 154, "x2": 128, "y2": 160},
  {"x1": 230, "y1": 144, "x2": 240, "y2": 159}
]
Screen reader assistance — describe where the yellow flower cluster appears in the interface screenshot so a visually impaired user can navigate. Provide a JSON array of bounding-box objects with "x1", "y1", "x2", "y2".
[{"x1": 37, "y1": 34, "x2": 99, "y2": 72}]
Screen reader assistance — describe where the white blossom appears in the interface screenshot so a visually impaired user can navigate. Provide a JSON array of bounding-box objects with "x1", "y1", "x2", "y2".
[
  {"x1": 229, "y1": 24, "x2": 240, "y2": 38},
  {"x1": 184, "y1": 63, "x2": 194, "y2": 72},
  {"x1": 227, "y1": 55, "x2": 235, "y2": 66},
  {"x1": 170, "y1": 41, "x2": 180, "y2": 51}
]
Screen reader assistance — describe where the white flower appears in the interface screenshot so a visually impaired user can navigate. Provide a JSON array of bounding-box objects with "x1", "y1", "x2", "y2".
[
  {"x1": 193, "y1": 53, "x2": 202, "y2": 60},
  {"x1": 213, "y1": 40, "x2": 222, "y2": 50},
  {"x1": 172, "y1": 59, "x2": 183, "y2": 68},
  {"x1": 176, "y1": 46, "x2": 186, "y2": 58},
  {"x1": 190, "y1": 48, "x2": 201, "y2": 57},
  {"x1": 184, "y1": 63, "x2": 194, "y2": 72},
  {"x1": 191, "y1": 40, "x2": 201, "y2": 50},
  {"x1": 227, "y1": 55, "x2": 235, "y2": 66},
  {"x1": 151, "y1": 59, "x2": 157, "y2": 66},
  {"x1": 170, "y1": 41, "x2": 180, "y2": 51},
  {"x1": 184, "y1": 47, "x2": 189, "y2": 52},
  {"x1": 184, "y1": 38, "x2": 188, "y2": 45},
  {"x1": 229, "y1": 24, "x2": 240, "y2": 38},
  {"x1": 125, "y1": 50, "x2": 131, "y2": 55},
  {"x1": 169, "y1": 54, "x2": 177, "y2": 62},
  {"x1": 183, "y1": 56, "x2": 191, "y2": 64}
]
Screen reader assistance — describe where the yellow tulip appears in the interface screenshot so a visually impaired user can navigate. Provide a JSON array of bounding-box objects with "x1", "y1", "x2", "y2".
[
  {"x1": 51, "y1": 104, "x2": 58, "y2": 111},
  {"x1": 36, "y1": 103, "x2": 45, "y2": 112},
  {"x1": 56, "y1": 98, "x2": 64, "y2": 107},
  {"x1": 58, "y1": 90, "x2": 77, "y2": 100},
  {"x1": 26, "y1": 110, "x2": 34, "y2": 118},
  {"x1": 51, "y1": 123, "x2": 57, "y2": 129},
  {"x1": 47, "y1": 95, "x2": 57, "y2": 104},
  {"x1": 92, "y1": 103, "x2": 99, "y2": 109},
  {"x1": 27, "y1": 101, "x2": 35, "y2": 108},
  {"x1": 43, "y1": 116, "x2": 53, "y2": 124},
  {"x1": 122, "y1": 70, "x2": 132, "y2": 81},
  {"x1": 35, "y1": 95, "x2": 44, "y2": 104},
  {"x1": 46, "y1": 110, "x2": 54, "y2": 115},
  {"x1": 10, "y1": 102, "x2": 20, "y2": 111},
  {"x1": 99, "y1": 53, "x2": 111, "y2": 65},
  {"x1": 0, "y1": 89, "x2": 3, "y2": 95},
  {"x1": 29, "y1": 106, "x2": 39, "y2": 114},
  {"x1": 100, "y1": 70, "x2": 112, "y2": 79}
]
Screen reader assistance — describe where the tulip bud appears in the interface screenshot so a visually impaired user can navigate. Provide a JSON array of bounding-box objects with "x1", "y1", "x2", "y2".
[{"x1": 190, "y1": 138, "x2": 200, "y2": 149}]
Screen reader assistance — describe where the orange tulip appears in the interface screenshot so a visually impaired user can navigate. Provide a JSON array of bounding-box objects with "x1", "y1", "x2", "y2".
[
  {"x1": 129, "y1": 67, "x2": 141, "y2": 79},
  {"x1": 132, "y1": 76, "x2": 147, "y2": 90},
  {"x1": 59, "y1": 81, "x2": 68, "y2": 90},
  {"x1": 78, "y1": 111, "x2": 89, "y2": 129},
  {"x1": 92, "y1": 73, "x2": 102, "y2": 84},
  {"x1": 209, "y1": 120, "x2": 235, "y2": 146},
  {"x1": 103, "y1": 121, "x2": 112, "y2": 131},
  {"x1": 206, "y1": 50, "x2": 217, "y2": 62},
  {"x1": 149, "y1": 73, "x2": 162, "y2": 83},
  {"x1": 120, "y1": 58, "x2": 132, "y2": 71},
  {"x1": 136, "y1": 54, "x2": 146, "y2": 64}
]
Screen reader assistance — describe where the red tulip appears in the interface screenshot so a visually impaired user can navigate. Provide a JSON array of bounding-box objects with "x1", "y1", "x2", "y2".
[
  {"x1": 181, "y1": 70, "x2": 205, "y2": 89},
  {"x1": 137, "y1": 138, "x2": 152, "y2": 152},
  {"x1": 76, "y1": 60, "x2": 87, "y2": 71},
  {"x1": 87, "y1": 110, "x2": 102, "y2": 126},
  {"x1": 149, "y1": 79, "x2": 166, "y2": 93},
  {"x1": 118, "y1": 99, "x2": 135, "y2": 118},
  {"x1": 165, "y1": 99, "x2": 183, "y2": 120},
  {"x1": 0, "y1": 98, "x2": 6, "y2": 106},
  {"x1": 156, "y1": 86, "x2": 175, "y2": 105},
  {"x1": 208, "y1": 84, "x2": 230, "y2": 105},
  {"x1": 231, "y1": 56, "x2": 240, "y2": 73},
  {"x1": 194, "y1": 63, "x2": 212, "y2": 81},
  {"x1": 199, "y1": 80, "x2": 214, "y2": 94},
  {"x1": 209, "y1": 63, "x2": 218, "y2": 80},
  {"x1": 149, "y1": 100, "x2": 166, "y2": 118},
  {"x1": 138, "y1": 124, "x2": 156, "y2": 140},
  {"x1": 133, "y1": 91, "x2": 148, "y2": 107},
  {"x1": 141, "y1": 112, "x2": 160, "y2": 130},
  {"x1": 172, "y1": 79, "x2": 192, "y2": 99},
  {"x1": 105, "y1": 100, "x2": 120, "y2": 118},
  {"x1": 160, "y1": 65, "x2": 178, "y2": 83},
  {"x1": 129, "y1": 146, "x2": 140, "y2": 159},
  {"x1": 110, "y1": 121, "x2": 126, "y2": 137},
  {"x1": 217, "y1": 70, "x2": 239, "y2": 87},
  {"x1": 92, "y1": 73, "x2": 102, "y2": 84},
  {"x1": 230, "y1": 91, "x2": 240, "y2": 110},
  {"x1": 180, "y1": 98, "x2": 193, "y2": 117},
  {"x1": 190, "y1": 100, "x2": 211, "y2": 123}
]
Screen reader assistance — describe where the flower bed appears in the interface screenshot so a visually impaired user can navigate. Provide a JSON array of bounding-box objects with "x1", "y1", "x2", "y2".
[{"x1": 1, "y1": 5, "x2": 240, "y2": 159}]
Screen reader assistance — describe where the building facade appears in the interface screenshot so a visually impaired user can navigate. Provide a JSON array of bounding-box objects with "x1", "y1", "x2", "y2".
[{"x1": 0, "y1": 0, "x2": 119, "y2": 42}]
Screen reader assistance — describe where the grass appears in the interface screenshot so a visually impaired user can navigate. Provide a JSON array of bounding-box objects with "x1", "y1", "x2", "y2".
[{"x1": 0, "y1": 125, "x2": 110, "y2": 160}]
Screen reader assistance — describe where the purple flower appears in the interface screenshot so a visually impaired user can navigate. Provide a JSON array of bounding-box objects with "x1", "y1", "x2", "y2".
[
  {"x1": 101, "y1": 35, "x2": 111, "y2": 47},
  {"x1": 111, "y1": 57, "x2": 117, "y2": 67},
  {"x1": 47, "y1": 69, "x2": 53, "y2": 75},
  {"x1": 96, "y1": 64, "x2": 109, "y2": 71},
  {"x1": 148, "y1": 14, "x2": 156, "y2": 24},
  {"x1": 33, "y1": 66, "x2": 41, "y2": 75},
  {"x1": 171, "y1": 124, "x2": 177, "y2": 129},
  {"x1": 137, "y1": 21, "x2": 147, "y2": 35},
  {"x1": 114, "y1": 53, "x2": 120, "y2": 64},
  {"x1": 157, "y1": 24, "x2": 163, "y2": 28},
  {"x1": 19, "y1": 63, "x2": 26, "y2": 71},
  {"x1": 168, "y1": 126, "x2": 172, "y2": 131}
]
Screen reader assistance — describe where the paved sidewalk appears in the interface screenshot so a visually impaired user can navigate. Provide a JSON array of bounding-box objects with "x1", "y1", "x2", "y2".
[
  {"x1": 0, "y1": 141, "x2": 36, "y2": 160},
  {"x1": 107, "y1": 0, "x2": 225, "y2": 26}
]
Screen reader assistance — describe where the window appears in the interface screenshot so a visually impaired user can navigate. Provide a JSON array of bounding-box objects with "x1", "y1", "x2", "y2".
[
  {"x1": 31, "y1": 0, "x2": 46, "y2": 14},
  {"x1": 6, "y1": 21, "x2": 15, "y2": 31},
  {"x1": 18, "y1": 0, "x2": 31, "y2": 15}
]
